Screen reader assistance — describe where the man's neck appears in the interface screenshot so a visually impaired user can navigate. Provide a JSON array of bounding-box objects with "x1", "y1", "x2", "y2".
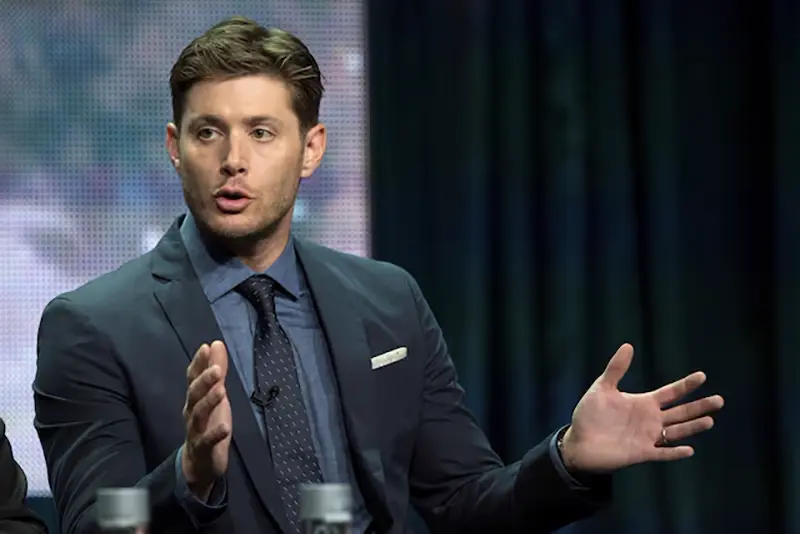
[
  {"x1": 233, "y1": 232, "x2": 290, "y2": 273},
  {"x1": 196, "y1": 220, "x2": 292, "y2": 274}
]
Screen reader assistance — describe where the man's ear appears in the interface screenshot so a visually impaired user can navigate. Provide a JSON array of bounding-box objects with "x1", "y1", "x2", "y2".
[
  {"x1": 166, "y1": 122, "x2": 181, "y2": 170},
  {"x1": 300, "y1": 123, "x2": 327, "y2": 178}
]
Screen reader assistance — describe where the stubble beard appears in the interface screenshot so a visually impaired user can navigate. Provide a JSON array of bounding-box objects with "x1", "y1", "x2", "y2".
[
  {"x1": 181, "y1": 148, "x2": 306, "y2": 258},
  {"x1": 184, "y1": 177, "x2": 300, "y2": 258}
]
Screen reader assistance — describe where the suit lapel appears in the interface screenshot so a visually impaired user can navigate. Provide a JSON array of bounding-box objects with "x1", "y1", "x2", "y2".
[
  {"x1": 150, "y1": 218, "x2": 292, "y2": 534},
  {"x1": 294, "y1": 239, "x2": 392, "y2": 532}
]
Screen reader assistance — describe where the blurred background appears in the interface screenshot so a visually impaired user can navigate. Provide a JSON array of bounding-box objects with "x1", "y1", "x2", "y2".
[{"x1": 2, "y1": 0, "x2": 799, "y2": 533}]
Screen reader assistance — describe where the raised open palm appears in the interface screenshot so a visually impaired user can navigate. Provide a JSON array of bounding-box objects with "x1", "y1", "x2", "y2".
[{"x1": 560, "y1": 344, "x2": 724, "y2": 474}]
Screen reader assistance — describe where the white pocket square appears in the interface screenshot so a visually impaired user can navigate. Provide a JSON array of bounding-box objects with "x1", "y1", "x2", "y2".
[{"x1": 371, "y1": 347, "x2": 407, "y2": 370}]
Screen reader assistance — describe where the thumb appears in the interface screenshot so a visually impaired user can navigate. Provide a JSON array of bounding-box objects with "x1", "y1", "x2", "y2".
[
  {"x1": 598, "y1": 343, "x2": 634, "y2": 389},
  {"x1": 209, "y1": 340, "x2": 229, "y2": 377}
]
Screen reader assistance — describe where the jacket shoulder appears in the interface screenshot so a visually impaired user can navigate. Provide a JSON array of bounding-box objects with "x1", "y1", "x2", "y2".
[{"x1": 42, "y1": 250, "x2": 157, "y2": 317}]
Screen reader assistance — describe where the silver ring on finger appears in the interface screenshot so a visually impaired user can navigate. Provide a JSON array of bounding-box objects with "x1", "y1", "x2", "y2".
[{"x1": 656, "y1": 427, "x2": 669, "y2": 447}]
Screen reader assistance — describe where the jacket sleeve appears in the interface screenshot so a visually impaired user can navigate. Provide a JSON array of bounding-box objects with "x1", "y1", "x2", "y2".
[
  {"x1": 33, "y1": 297, "x2": 227, "y2": 534},
  {"x1": 404, "y1": 274, "x2": 612, "y2": 533},
  {"x1": 0, "y1": 419, "x2": 49, "y2": 534}
]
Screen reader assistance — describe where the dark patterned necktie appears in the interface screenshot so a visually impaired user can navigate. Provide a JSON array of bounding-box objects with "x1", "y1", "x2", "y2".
[{"x1": 236, "y1": 275, "x2": 323, "y2": 531}]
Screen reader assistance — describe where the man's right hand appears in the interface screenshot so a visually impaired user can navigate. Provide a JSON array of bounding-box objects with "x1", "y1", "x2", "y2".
[{"x1": 181, "y1": 340, "x2": 232, "y2": 501}]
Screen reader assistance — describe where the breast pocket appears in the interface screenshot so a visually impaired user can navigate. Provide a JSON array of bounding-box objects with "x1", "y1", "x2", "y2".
[{"x1": 370, "y1": 346, "x2": 408, "y2": 370}]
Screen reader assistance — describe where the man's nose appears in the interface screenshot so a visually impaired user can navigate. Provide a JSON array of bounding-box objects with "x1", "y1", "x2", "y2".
[{"x1": 221, "y1": 136, "x2": 248, "y2": 176}]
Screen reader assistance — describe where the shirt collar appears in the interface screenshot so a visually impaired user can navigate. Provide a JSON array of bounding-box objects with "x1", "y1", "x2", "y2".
[{"x1": 179, "y1": 211, "x2": 301, "y2": 303}]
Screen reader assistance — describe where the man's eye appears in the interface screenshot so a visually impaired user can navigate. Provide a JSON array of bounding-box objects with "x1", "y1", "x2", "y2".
[
  {"x1": 197, "y1": 128, "x2": 216, "y2": 140},
  {"x1": 252, "y1": 128, "x2": 274, "y2": 140}
]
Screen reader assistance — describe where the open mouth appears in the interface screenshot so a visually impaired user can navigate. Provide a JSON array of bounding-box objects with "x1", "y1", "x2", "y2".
[{"x1": 215, "y1": 190, "x2": 252, "y2": 213}]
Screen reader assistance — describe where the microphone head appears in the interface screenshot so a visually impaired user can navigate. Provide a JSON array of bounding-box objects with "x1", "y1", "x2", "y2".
[
  {"x1": 96, "y1": 487, "x2": 150, "y2": 529},
  {"x1": 299, "y1": 483, "x2": 352, "y2": 524}
]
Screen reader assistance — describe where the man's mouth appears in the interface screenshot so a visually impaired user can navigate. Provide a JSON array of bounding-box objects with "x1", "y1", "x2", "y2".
[{"x1": 214, "y1": 189, "x2": 253, "y2": 213}]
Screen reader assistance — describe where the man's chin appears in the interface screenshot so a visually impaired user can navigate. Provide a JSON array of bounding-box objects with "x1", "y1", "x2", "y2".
[
  {"x1": 204, "y1": 213, "x2": 281, "y2": 243},
  {"x1": 211, "y1": 221, "x2": 261, "y2": 241}
]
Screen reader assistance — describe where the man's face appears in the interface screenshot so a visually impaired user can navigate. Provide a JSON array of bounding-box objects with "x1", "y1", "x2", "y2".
[{"x1": 166, "y1": 74, "x2": 325, "y2": 244}]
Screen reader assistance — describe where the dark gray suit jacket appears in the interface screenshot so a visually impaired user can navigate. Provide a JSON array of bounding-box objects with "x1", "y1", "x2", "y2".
[
  {"x1": 33, "y1": 215, "x2": 610, "y2": 534},
  {"x1": 0, "y1": 419, "x2": 48, "y2": 534}
]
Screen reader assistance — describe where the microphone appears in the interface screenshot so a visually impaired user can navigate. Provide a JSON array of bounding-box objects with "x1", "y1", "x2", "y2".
[
  {"x1": 250, "y1": 385, "x2": 280, "y2": 409},
  {"x1": 300, "y1": 483, "x2": 352, "y2": 533},
  {"x1": 96, "y1": 487, "x2": 150, "y2": 533}
]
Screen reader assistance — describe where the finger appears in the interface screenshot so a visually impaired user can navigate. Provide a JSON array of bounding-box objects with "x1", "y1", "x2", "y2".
[
  {"x1": 202, "y1": 423, "x2": 231, "y2": 449},
  {"x1": 598, "y1": 343, "x2": 634, "y2": 389},
  {"x1": 189, "y1": 383, "x2": 227, "y2": 433},
  {"x1": 209, "y1": 340, "x2": 229, "y2": 377},
  {"x1": 663, "y1": 416, "x2": 714, "y2": 442},
  {"x1": 649, "y1": 445, "x2": 695, "y2": 462},
  {"x1": 652, "y1": 371, "x2": 707, "y2": 406},
  {"x1": 192, "y1": 423, "x2": 231, "y2": 454},
  {"x1": 662, "y1": 395, "x2": 724, "y2": 425},
  {"x1": 185, "y1": 365, "x2": 223, "y2": 413},
  {"x1": 187, "y1": 344, "x2": 212, "y2": 382},
  {"x1": 192, "y1": 422, "x2": 231, "y2": 453}
]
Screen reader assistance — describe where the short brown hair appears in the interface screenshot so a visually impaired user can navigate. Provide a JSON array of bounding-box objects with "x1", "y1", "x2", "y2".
[{"x1": 169, "y1": 16, "x2": 324, "y2": 133}]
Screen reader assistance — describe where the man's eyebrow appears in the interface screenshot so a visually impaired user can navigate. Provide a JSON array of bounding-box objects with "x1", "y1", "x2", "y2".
[
  {"x1": 244, "y1": 115, "x2": 284, "y2": 128},
  {"x1": 186, "y1": 114, "x2": 226, "y2": 130},
  {"x1": 185, "y1": 114, "x2": 285, "y2": 130}
]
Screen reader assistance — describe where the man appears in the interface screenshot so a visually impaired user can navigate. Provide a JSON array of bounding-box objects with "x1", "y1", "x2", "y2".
[
  {"x1": 33, "y1": 16, "x2": 724, "y2": 534},
  {"x1": 0, "y1": 418, "x2": 48, "y2": 534}
]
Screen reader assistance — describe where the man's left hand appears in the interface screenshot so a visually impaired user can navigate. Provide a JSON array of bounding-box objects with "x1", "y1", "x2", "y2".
[{"x1": 559, "y1": 343, "x2": 724, "y2": 474}]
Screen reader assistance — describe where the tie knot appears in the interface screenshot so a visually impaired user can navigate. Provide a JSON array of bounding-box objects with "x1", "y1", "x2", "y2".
[{"x1": 236, "y1": 275, "x2": 277, "y2": 316}]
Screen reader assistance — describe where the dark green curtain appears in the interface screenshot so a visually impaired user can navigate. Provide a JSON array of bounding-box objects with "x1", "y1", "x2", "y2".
[{"x1": 368, "y1": 1, "x2": 799, "y2": 533}]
